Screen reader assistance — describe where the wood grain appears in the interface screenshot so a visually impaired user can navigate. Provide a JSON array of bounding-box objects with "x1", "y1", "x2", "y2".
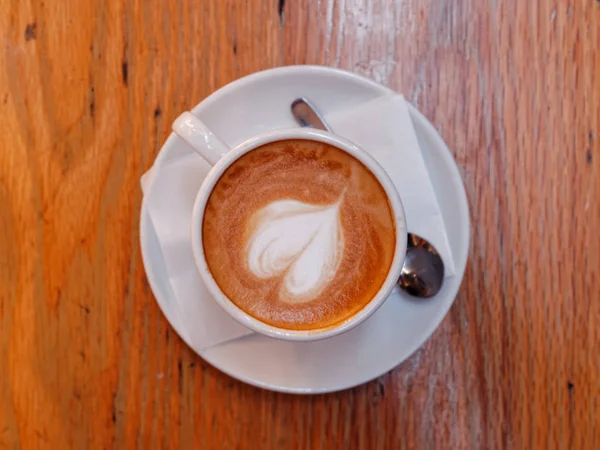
[{"x1": 1, "y1": 0, "x2": 599, "y2": 448}]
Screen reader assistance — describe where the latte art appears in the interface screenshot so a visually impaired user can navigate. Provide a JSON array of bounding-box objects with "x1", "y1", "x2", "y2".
[
  {"x1": 246, "y1": 200, "x2": 344, "y2": 303},
  {"x1": 202, "y1": 139, "x2": 397, "y2": 331}
]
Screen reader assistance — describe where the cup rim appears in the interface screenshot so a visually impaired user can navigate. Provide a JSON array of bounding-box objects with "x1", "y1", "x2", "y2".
[{"x1": 190, "y1": 128, "x2": 407, "y2": 341}]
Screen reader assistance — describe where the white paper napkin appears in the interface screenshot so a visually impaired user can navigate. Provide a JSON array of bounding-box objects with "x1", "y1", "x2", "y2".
[
  {"x1": 325, "y1": 95, "x2": 455, "y2": 276},
  {"x1": 141, "y1": 94, "x2": 454, "y2": 351},
  {"x1": 141, "y1": 155, "x2": 255, "y2": 349}
]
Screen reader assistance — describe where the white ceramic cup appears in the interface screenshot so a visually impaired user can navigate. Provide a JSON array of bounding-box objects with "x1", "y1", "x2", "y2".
[{"x1": 173, "y1": 111, "x2": 407, "y2": 341}]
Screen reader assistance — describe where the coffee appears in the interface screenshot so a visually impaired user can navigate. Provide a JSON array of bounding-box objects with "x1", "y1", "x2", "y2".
[{"x1": 202, "y1": 139, "x2": 396, "y2": 330}]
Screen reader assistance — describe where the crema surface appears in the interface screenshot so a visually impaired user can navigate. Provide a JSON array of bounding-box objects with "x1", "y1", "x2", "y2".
[{"x1": 202, "y1": 139, "x2": 396, "y2": 330}]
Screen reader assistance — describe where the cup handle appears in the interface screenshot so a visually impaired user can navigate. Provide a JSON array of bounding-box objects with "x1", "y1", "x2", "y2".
[{"x1": 172, "y1": 112, "x2": 229, "y2": 165}]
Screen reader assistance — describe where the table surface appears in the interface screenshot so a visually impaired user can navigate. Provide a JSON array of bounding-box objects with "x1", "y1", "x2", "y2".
[{"x1": 1, "y1": 0, "x2": 599, "y2": 448}]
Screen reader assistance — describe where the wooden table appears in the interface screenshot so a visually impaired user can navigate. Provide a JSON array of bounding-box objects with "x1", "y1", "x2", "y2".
[{"x1": 1, "y1": 0, "x2": 599, "y2": 448}]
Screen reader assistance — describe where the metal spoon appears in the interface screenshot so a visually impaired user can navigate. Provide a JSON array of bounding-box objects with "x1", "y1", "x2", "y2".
[{"x1": 291, "y1": 97, "x2": 444, "y2": 298}]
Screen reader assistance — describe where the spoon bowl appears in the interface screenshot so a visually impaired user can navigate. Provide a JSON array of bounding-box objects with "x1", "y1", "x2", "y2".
[{"x1": 398, "y1": 234, "x2": 444, "y2": 297}]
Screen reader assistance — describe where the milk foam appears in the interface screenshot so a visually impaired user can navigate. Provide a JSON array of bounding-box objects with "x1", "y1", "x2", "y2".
[{"x1": 246, "y1": 199, "x2": 344, "y2": 303}]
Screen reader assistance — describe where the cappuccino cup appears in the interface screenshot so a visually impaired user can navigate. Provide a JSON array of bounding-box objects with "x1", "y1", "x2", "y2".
[{"x1": 173, "y1": 111, "x2": 407, "y2": 341}]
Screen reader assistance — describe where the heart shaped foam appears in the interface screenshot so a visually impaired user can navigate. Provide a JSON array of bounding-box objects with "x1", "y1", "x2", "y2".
[{"x1": 246, "y1": 199, "x2": 344, "y2": 303}]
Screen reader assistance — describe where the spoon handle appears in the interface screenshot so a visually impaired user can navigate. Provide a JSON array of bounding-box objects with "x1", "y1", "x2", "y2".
[{"x1": 291, "y1": 98, "x2": 331, "y2": 132}]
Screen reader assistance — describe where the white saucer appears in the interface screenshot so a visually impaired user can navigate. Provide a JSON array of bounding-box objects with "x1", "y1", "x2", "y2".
[{"x1": 140, "y1": 66, "x2": 470, "y2": 394}]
